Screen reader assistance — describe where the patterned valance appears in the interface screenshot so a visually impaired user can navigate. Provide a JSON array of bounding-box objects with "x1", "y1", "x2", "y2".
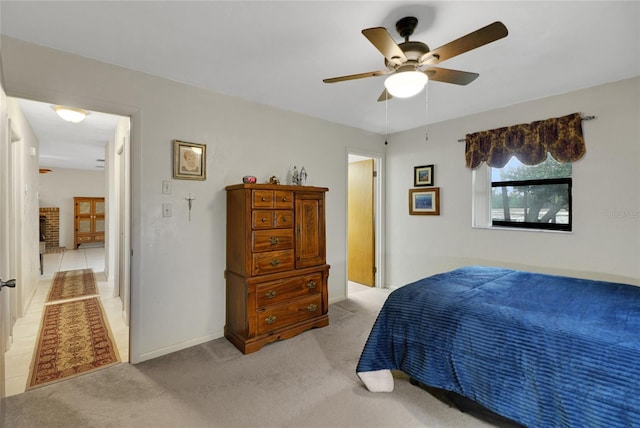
[{"x1": 465, "y1": 113, "x2": 586, "y2": 169}]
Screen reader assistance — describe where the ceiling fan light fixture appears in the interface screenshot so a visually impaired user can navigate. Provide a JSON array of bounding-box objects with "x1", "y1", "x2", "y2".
[
  {"x1": 384, "y1": 71, "x2": 428, "y2": 98},
  {"x1": 53, "y1": 105, "x2": 88, "y2": 123}
]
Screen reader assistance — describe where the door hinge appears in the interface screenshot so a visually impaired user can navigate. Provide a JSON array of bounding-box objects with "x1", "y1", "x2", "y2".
[
  {"x1": 373, "y1": 170, "x2": 377, "y2": 178},
  {"x1": 373, "y1": 266, "x2": 377, "y2": 274}
]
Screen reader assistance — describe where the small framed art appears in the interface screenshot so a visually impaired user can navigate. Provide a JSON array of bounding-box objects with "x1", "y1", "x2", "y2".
[
  {"x1": 409, "y1": 187, "x2": 440, "y2": 215},
  {"x1": 173, "y1": 140, "x2": 206, "y2": 180},
  {"x1": 414, "y1": 164, "x2": 434, "y2": 187}
]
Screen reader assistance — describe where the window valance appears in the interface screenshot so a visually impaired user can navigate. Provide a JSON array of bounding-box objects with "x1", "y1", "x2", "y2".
[{"x1": 465, "y1": 113, "x2": 585, "y2": 169}]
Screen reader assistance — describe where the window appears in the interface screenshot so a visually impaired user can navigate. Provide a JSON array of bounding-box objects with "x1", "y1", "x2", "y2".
[{"x1": 473, "y1": 154, "x2": 572, "y2": 232}]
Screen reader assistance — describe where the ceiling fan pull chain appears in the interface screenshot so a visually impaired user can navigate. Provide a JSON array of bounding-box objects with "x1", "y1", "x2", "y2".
[
  {"x1": 425, "y1": 80, "x2": 429, "y2": 142},
  {"x1": 385, "y1": 92, "x2": 389, "y2": 145}
]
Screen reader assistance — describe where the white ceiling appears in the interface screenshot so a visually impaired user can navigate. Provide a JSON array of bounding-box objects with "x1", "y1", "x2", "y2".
[
  {"x1": 2, "y1": 1, "x2": 639, "y2": 170},
  {"x1": 15, "y1": 99, "x2": 123, "y2": 171}
]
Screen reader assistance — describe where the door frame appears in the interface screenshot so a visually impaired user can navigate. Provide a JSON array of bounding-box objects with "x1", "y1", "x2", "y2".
[
  {"x1": 1, "y1": 77, "x2": 9, "y2": 417},
  {"x1": 346, "y1": 148, "x2": 385, "y2": 292},
  {"x1": 3, "y1": 96, "x2": 132, "y2": 364}
]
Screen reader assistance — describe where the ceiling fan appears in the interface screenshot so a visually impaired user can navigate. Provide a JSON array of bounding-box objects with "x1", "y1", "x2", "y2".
[{"x1": 323, "y1": 17, "x2": 508, "y2": 101}]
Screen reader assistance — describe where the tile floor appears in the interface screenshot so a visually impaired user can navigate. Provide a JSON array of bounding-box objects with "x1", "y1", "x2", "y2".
[{"x1": 3, "y1": 246, "x2": 129, "y2": 396}]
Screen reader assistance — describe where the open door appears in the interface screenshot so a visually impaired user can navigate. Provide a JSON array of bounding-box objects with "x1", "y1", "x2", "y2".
[{"x1": 348, "y1": 159, "x2": 375, "y2": 286}]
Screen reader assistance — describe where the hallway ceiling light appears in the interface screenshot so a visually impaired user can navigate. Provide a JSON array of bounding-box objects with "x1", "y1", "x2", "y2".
[{"x1": 53, "y1": 105, "x2": 88, "y2": 123}]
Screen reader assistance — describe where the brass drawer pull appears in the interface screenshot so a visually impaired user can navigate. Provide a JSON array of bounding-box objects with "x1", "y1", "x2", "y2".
[
  {"x1": 307, "y1": 280, "x2": 317, "y2": 289},
  {"x1": 270, "y1": 259, "x2": 280, "y2": 266},
  {"x1": 261, "y1": 218, "x2": 267, "y2": 223},
  {"x1": 282, "y1": 217, "x2": 288, "y2": 222},
  {"x1": 261, "y1": 197, "x2": 266, "y2": 201},
  {"x1": 307, "y1": 304, "x2": 317, "y2": 312},
  {"x1": 269, "y1": 236, "x2": 279, "y2": 245},
  {"x1": 265, "y1": 315, "x2": 276, "y2": 324},
  {"x1": 265, "y1": 290, "x2": 276, "y2": 299},
  {"x1": 281, "y1": 197, "x2": 287, "y2": 202}
]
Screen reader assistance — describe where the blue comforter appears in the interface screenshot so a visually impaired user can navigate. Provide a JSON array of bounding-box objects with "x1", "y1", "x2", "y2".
[{"x1": 356, "y1": 266, "x2": 640, "y2": 427}]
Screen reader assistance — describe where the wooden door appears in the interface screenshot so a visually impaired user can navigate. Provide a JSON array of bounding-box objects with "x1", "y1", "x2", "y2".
[
  {"x1": 348, "y1": 159, "x2": 375, "y2": 286},
  {"x1": 294, "y1": 191, "x2": 326, "y2": 269}
]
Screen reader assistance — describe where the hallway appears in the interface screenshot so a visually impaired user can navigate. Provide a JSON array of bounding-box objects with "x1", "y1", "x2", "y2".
[{"x1": 3, "y1": 246, "x2": 129, "y2": 396}]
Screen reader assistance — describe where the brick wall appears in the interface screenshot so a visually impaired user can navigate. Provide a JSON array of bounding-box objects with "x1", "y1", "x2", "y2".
[{"x1": 39, "y1": 207, "x2": 60, "y2": 249}]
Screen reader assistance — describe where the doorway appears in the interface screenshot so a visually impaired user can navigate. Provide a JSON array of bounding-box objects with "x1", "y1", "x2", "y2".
[
  {"x1": 347, "y1": 151, "x2": 384, "y2": 293},
  {"x1": 2, "y1": 98, "x2": 131, "y2": 396}
]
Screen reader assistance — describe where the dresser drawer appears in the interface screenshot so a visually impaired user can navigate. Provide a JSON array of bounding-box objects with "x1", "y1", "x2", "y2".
[
  {"x1": 252, "y1": 229, "x2": 293, "y2": 253},
  {"x1": 252, "y1": 210, "x2": 274, "y2": 229},
  {"x1": 274, "y1": 210, "x2": 293, "y2": 228},
  {"x1": 256, "y1": 273, "x2": 322, "y2": 307},
  {"x1": 252, "y1": 249, "x2": 294, "y2": 275},
  {"x1": 252, "y1": 190, "x2": 274, "y2": 208},
  {"x1": 256, "y1": 294, "x2": 322, "y2": 335},
  {"x1": 252, "y1": 210, "x2": 293, "y2": 229},
  {"x1": 273, "y1": 191, "x2": 293, "y2": 209}
]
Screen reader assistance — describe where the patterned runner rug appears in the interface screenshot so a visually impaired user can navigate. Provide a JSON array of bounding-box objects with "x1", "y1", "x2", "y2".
[
  {"x1": 46, "y1": 269, "x2": 98, "y2": 302},
  {"x1": 27, "y1": 297, "x2": 120, "y2": 389}
]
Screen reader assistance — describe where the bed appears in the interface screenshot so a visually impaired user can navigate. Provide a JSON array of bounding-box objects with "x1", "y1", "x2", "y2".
[{"x1": 356, "y1": 266, "x2": 640, "y2": 427}]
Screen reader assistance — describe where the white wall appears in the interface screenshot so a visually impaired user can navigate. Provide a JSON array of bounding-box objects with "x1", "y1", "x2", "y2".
[
  {"x1": 38, "y1": 168, "x2": 106, "y2": 249},
  {"x1": 5, "y1": 98, "x2": 40, "y2": 316},
  {"x1": 1, "y1": 37, "x2": 384, "y2": 362},
  {"x1": 385, "y1": 77, "x2": 640, "y2": 287}
]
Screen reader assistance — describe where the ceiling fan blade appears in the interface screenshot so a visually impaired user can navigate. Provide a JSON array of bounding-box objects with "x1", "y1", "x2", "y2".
[
  {"x1": 420, "y1": 21, "x2": 508, "y2": 65},
  {"x1": 377, "y1": 89, "x2": 393, "y2": 102},
  {"x1": 362, "y1": 27, "x2": 407, "y2": 66},
  {"x1": 323, "y1": 70, "x2": 391, "y2": 84},
  {"x1": 425, "y1": 67, "x2": 479, "y2": 85}
]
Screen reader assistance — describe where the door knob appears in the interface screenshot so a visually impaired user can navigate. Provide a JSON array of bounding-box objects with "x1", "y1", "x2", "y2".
[{"x1": 0, "y1": 278, "x2": 16, "y2": 289}]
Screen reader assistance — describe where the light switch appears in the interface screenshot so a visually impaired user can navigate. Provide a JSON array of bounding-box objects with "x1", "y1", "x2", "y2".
[
  {"x1": 162, "y1": 180, "x2": 172, "y2": 194},
  {"x1": 162, "y1": 203, "x2": 172, "y2": 217}
]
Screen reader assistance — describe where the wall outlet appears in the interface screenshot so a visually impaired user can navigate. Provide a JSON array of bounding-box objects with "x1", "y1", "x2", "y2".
[{"x1": 162, "y1": 203, "x2": 172, "y2": 217}]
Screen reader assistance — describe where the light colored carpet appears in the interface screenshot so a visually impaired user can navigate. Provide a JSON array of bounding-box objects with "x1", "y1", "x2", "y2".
[{"x1": 4, "y1": 287, "x2": 518, "y2": 428}]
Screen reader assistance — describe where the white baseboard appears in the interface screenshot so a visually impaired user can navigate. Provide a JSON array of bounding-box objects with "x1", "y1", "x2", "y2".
[{"x1": 132, "y1": 330, "x2": 224, "y2": 363}]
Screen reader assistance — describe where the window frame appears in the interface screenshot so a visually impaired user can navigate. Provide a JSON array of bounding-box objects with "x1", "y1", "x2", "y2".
[{"x1": 490, "y1": 177, "x2": 573, "y2": 231}]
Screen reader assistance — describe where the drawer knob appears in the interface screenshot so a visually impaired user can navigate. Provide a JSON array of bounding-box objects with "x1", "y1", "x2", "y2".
[
  {"x1": 282, "y1": 197, "x2": 287, "y2": 202},
  {"x1": 282, "y1": 217, "x2": 288, "y2": 222},
  {"x1": 270, "y1": 259, "x2": 280, "y2": 267},
  {"x1": 261, "y1": 197, "x2": 266, "y2": 201},
  {"x1": 307, "y1": 304, "x2": 317, "y2": 312},
  {"x1": 265, "y1": 315, "x2": 276, "y2": 324},
  {"x1": 261, "y1": 218, "x2": 267, "y2": 223},
  {"x1": 269, "y1": 236, "x2": 279, "y2": 245},
  {"x1": 265, "y1": 290, "x2": 276, "y2": 299},
  {"x1": 307, "y1": 280, "x2": 317, "y2": 289}
]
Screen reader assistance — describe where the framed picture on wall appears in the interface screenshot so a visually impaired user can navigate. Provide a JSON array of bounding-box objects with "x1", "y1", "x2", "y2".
[
  {"x1": 409, "y1": 187, "x2": 440, "y2": 215},
  {"x1": 173, "y1": 140, "x2": 206, "y2": 180},
  {"x1": 414, "y1": 164, "x2": 434, "y2": 186}
]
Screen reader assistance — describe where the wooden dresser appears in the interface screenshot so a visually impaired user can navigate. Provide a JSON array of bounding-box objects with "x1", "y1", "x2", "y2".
[
  {"x1": 225, "y1": 183, "x2": 329, "y2": 354},
  {"x1": 74, "y1": 197, "x2": 105, "y2": 249}
]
